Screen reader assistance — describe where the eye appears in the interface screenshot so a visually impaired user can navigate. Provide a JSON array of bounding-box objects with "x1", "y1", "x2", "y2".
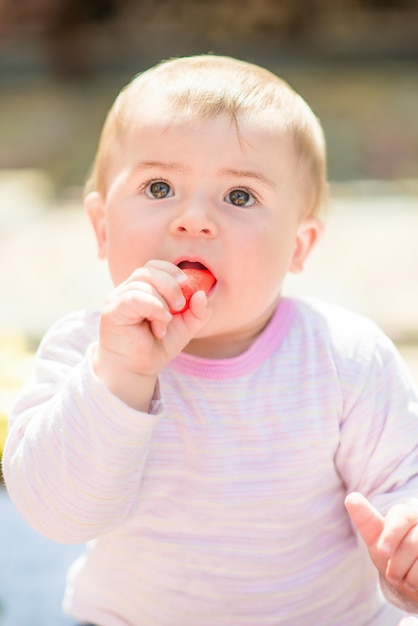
[
  {"x1": 225, "y1": 188, "x2": 255, "y2": 207},
  {"x1": 145, "y1": 181, "x2": 173, "y2": 199}
]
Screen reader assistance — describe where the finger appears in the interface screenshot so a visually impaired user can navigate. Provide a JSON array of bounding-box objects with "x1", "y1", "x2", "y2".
[
  {"x1": 144, "y1": 259, "x2": 187, "y2": 278},
  {"x1": 105, "y1": 285, "x2": 173, "y2": 327},
  {"x1": 150, "y1": 318, "x2": 170, "y2": 340},
  {"x1": 404, "y1": 554, "x2": 418, "y2": 591},
  {"x1": 379, "y1": 504, "x2": 418, "y2": 554},
  {"x1": 186, "y1": 290, "x2": 210, "y2": 319},
  {"x1": 126, "y1": 265, "x2": 187, "y2": 313},
  {"x1": 397, "y1": 553, "x2": 418, "y2": 592},
  {"x1": 142, "y1": 259, "x2": 189, "y2": 288},
  {"x1": 167, "y1": 290, "x2": 212, "y2": 345},
  {"x1": 345, "y1": 492, "x2": 385, "y2": 547},
  {"x1": 385, "y1": 523, "x2": 418, "y2": 588}
]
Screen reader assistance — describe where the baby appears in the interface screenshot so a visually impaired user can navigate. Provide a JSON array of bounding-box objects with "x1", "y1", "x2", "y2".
[{"x1": 3, "y1": 54, "x2": 418, "y2": 626}]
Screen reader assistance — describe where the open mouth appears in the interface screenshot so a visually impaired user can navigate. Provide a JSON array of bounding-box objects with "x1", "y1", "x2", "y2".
[
  {"x1": 169, "y1": 260, "x2": 217, "y2": 314},
  {"x1": 177, "y1": 261, "x2": 208, "y2": 271}
]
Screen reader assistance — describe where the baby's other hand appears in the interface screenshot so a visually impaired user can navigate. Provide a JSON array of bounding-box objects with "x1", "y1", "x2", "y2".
[
  {"x1": 345, "y1": 492, "x2": 418, "y2": 608},
  {"x1": 92, "y1": 260, "x2": 211, "y2": 409}
]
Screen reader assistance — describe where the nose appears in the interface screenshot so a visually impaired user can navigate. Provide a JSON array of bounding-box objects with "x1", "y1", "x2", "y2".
[{"x1": 169, "y1": 205, "x2": 218, "y2": 238}]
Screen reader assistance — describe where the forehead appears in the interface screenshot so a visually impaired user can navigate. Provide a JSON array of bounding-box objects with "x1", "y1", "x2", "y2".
[
  {"x1": 119, "y1": 85, "x2": 289, "y2": 145},
  {"x1": 119, "y1": 95, "x2": 295, "y2": 171}
]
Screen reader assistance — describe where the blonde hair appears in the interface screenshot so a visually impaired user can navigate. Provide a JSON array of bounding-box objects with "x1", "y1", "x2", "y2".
[{"x1": 85, "y1": 54, "x2": 328, "y2": 216}]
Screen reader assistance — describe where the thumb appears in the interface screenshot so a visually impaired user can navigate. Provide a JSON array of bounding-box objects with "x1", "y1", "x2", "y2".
[{"x1": 345, "y1": 492, "x2": 385, "y2": 548}]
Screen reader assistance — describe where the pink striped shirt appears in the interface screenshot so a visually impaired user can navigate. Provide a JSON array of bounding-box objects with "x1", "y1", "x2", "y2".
[{"x1": 4, "y1": 297, "x2": 418, "y2": 625}]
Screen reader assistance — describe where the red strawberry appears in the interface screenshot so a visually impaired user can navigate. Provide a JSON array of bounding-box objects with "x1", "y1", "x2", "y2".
[{"x1": 170, "y1": 268, "x2": 216, "y2": 314}]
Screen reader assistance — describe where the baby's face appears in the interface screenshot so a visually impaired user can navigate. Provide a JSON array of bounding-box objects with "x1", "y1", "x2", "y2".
[{"x1": 87, "y1": 102, "x2": 321, "y2": 356}]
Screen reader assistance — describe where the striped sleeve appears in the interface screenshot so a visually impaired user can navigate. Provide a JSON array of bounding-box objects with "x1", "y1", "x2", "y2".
[{"x1": 3, "y1": 312, "x2": 162, "y2": 543}]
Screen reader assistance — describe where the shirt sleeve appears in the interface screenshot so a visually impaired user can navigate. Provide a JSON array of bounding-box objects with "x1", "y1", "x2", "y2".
[
  {"x1": 2, "y1": 312, "x2": 163, "y2": 544},
  {"x1": 335, "y1": 326, "x2": 418, "y2": 513}
]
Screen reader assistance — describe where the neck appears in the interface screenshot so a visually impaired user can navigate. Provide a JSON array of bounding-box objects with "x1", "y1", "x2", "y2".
[{"x1": 182, "y1": 304, "x2": 278, "y2": 359}]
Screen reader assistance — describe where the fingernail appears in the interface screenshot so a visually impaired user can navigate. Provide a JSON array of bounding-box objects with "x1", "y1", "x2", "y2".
[
  {"x1": 378, "y1": 541, "x2": 392, "y2": 556},
  {"x1": 175, "y1": 296, "x2": 186, "y2": 310}
]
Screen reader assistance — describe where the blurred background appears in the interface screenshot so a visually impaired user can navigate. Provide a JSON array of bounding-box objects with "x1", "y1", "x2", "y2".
[{"x1": 0, "y1": 1, "x2": 417, "y2": 624}]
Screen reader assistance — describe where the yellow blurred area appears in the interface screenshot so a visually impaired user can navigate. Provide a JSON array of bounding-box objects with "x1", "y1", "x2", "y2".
[{"x1": 0, "y1": 334, "x2": 34, "y2": 458}]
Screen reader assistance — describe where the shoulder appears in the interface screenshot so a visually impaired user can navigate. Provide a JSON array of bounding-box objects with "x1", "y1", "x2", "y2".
[
  {"x1": 284, "y1": 296, "x2": 400, "y2": 375},
  {"x1": 282, "y1": 297, "x2": 418, "y2": 413},
  {"x1": 288, "y1": 296, "x2": 384, "y2": 347}
]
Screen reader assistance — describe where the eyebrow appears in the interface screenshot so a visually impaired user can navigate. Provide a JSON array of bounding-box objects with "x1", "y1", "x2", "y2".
[
  {"x1": 133, "y1": 160, "x2": 187, "y2": 172},
  {"x1": 132, "y1": 162, "x2": 275, "y2": 188},
  {"x1": 218, "y1": 168, "x2": 276, "y2": 189}
]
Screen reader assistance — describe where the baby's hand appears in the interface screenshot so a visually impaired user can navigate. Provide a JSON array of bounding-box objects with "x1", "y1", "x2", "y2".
[
  {"x1": 92, "y1": 260, "x2": 211, "y2": 410},
  {"x1": 345, "y1": 492, "x2": 418, "y2": 607}
]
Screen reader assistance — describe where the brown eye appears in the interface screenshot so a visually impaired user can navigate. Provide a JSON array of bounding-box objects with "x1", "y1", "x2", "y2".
[
  {"x1": 226, "y1": 189, "x2": 254, "y2": 207},
  {"x1": 147, "y1": 181, "x2": 172, "y2": 199}
]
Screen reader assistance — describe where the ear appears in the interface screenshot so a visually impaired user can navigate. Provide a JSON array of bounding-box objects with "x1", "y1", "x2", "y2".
[
  {"x1": 290, "y1": 217, "x2": 324, "y2": 274},
  {"x1": 84, "y1": 191, "x2": 107, "y2": 259}
]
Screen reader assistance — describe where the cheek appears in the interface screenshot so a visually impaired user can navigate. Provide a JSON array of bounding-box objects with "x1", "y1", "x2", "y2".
[
  {"x1": 238, "y1": 226, "x2": 296, "y2": 276},
  {"x1": 223, "y1": 250, "x2": 282, "y2": 305},
  {"x1": 105, "y1": 228, "x2": 144, "y2": 285},
  {"x1": 227, "y1": 235, "x2": 297, "y2": 308}
]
